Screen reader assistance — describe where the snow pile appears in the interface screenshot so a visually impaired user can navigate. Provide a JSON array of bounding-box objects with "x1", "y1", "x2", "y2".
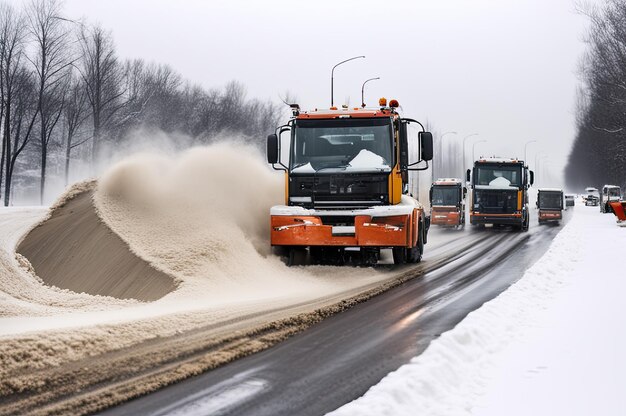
[
  {"x1": 347, "y1": 149, "x2": 389, "y2": 171},
  {"x1": 0, "y1": 196, "x2": 135, "y2": 318},
  {"x1": 330, "y1": 205, "x2": 625, "y2": 415}
]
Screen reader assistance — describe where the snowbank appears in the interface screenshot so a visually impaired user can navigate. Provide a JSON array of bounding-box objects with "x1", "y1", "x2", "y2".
[
  {"x1": 329, "y1": 204, "x2": 625, "y2": 416},
  {"x1": 18, "y1": 190, "x2": 176, "y2": 301}
]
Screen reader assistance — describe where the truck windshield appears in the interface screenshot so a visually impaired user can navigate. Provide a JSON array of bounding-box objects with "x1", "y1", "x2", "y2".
[
  {"x1": 539, "y1": 192, "x2": 562, "y2": 209},
  {"x1": 291, "y1": 118, "x2": 393, "y2": 173},
  {"x1": 608, "y1": 188, "x2": 621, "y2": 197},
  {"x1": 432, "y1": 186, "x2": 459, "y2": 206},
  {"x1": 475, "y1": 165, "x2": 522, "y2": 188}
]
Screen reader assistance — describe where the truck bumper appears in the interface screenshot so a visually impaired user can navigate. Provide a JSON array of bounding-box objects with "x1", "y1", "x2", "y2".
[
  {"x1": 431, "y1": 209, "x2": 461, "y2": 226},
  {"x1": 270, "y1": 199, "x2": 426, "y2": 248},
  {"x1": 271, "y1": 214, "x2": 415, "y2": 247},
  {"x1": 538, "y1": 210, "x2": 562, "y2": 221},
  {"x1": 470, "y1": 213, "x2": 522, "y2": 226}
]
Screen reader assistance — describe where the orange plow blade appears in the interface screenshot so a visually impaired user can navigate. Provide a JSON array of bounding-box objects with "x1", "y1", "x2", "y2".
[{"x1": 609, "y1": 201, "x2": 626, "y2": 221}]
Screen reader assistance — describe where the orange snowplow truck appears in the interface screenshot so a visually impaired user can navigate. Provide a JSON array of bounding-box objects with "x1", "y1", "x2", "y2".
[
  {"x1": 267, "y1": 99, "x2": 434, "y2": 266},
  {"x1": 467, "y1": 158, "x2": 534, "y2": 231},
  {"x1": 429, "y1": 178, "x2": 466, "y2": 227}
]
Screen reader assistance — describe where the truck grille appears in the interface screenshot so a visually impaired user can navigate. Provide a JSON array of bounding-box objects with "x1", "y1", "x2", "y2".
[{"x1": 475, "y1": 189, "x2": 518, "y2": 214}]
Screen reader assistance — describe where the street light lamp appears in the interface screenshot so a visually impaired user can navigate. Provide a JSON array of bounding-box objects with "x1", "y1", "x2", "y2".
[
  {"x1": 361, "y1": 77, "x2": 380, "y2": 108},
  {"x1": 472, "y1": 140, "x2": 487, "y2": 161},
  {"x1": 524, "y1": 140, "x2": 537, "y2": 163},
  {"x1": 462, "y1": 133, "x2": 479, "y2": 182},
  {"x1": 331, "y1": 56, "x2": 365, "y2": 107}
]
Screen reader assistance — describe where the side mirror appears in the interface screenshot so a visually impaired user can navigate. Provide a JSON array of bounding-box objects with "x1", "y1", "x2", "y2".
[
  {"x1": 267, "y1": 134, "x2": 279, "y2": 164},
  {"x1": 529, "y1": 170, "x2": 534, "y2": 186},
  {"x1": 429, "y1": 188, "x2": 433, "y2": 203},
  {"x1": 399, "y1": 122, "x2": 409, "y2": 171},
  {"x1": 419, "y1": 132, "x2": 433, "y2": 161},
  {"x1": 466, "y1": 169, "x2": 471, "y2": 183}
]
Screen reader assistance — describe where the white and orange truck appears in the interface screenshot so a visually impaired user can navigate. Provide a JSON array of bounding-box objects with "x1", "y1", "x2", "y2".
[
  {"x1": 429, "y1": 178, "x2": 466, "y2": 228},
  {"x1": 466, "y1": 158, "x2": 534, "y2": 231},
  {"x1": 266, "y1": 99, "x2": 433, "y2": 265},
  {"x1": 536, "y1": 188, "x2": 563, "y2": 225}
]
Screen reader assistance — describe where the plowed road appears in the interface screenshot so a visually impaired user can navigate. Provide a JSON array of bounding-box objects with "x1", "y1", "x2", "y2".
[{"x1": 101, "y1": 208, "x2": 569, "y2": 416}]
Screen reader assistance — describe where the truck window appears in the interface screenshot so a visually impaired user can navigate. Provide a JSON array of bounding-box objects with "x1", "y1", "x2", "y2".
[
  {"x1": 432, "y1": 186, "x2": 459, "y2": 206},
  {"x1": 475, "y1": 165, "x2": 522, "y2": 188},
  {"x1": 539, "y1": 192, "x2": 563, "y2": 209},
  {"x1": 291, "y1": 118, "x2": 393, "y2": 173}
]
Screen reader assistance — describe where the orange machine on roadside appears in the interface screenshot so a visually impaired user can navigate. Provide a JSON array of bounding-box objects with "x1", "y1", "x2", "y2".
[
  {"x1": 429, "y1": 178, "x2": 466, "y2": 228},
  {"x1": 609, "y1": 201, "x2": 626, "y2": 223},
  {"x1": 267, "y1": 99, "x2": 433, "y2": 265}
]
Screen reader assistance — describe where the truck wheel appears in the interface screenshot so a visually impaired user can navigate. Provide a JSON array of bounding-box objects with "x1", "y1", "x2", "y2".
[
  {"x1": 407, "y1": 229, "x2": 424, "y2": 263},
  {"x1": 392, "y1": 247, "x2": 407, "y2": 265},
  {"x1": 287, "y1": 247, "x2": 307, "y2": 266}
]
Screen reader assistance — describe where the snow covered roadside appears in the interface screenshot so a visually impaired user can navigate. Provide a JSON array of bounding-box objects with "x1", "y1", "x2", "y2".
[{"x1": 329, "y1": 205, "x2": 626, "y2": 416}]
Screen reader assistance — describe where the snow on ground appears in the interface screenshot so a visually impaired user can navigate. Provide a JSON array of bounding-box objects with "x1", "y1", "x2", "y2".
[
  {"x1": 0, "y1": 143, "x2": 402, "y2": 373},
  {"x1": 330, "y1": 203, "x2": 626, "y2": 416}
]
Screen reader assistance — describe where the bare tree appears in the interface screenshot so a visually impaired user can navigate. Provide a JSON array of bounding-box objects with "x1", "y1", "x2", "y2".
[
  {"x1": 76, "y1": 23, "x2": 124, "y2": 166},
  {"x1": 26, "y1": 0, "x2": 73, "y2": 202},
  {"x1": 1, "y1": 3, "x2": 39, "y2": 206},
  {"x1": 567, "y1": 0, "x2": 626, "y2": 190},
  {"x1": 62, "y1": 72, "x2": 88, "y2": 185}
]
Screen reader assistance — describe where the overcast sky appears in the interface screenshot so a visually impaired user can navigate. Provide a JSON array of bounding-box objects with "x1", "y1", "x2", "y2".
[{"x1": 17, "y1": 0, "x2": 597, "y2": 185}]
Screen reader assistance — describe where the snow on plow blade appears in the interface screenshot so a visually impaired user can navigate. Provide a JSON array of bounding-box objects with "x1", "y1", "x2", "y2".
[{"x1": 609, "y1": 201, "x2": 626, "y2": 223}]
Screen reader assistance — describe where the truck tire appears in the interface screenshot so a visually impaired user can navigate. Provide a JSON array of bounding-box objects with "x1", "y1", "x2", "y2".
[
  {"x1": 392, "y1": 247, "x2": 407, "y2": 265},
  {"x1": 407, "y1": 229, "x2": 424, "y2": 263}
]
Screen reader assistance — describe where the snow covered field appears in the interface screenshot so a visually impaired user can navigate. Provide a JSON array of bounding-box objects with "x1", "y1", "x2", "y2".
[{"x1": 330, "y1": 203, "x2": 626, "y2": 416}]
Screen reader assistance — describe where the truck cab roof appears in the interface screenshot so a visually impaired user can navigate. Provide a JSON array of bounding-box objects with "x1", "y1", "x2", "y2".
[
  {"x1": 432, "y1": 178, "x2": 463, "y2": 186},
  {"x1": 296, "y1": 108, "x2": 396, "y2": 120}
]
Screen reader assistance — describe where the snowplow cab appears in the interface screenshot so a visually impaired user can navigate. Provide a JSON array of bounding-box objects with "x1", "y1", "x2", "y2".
[
  {"x1": 266, "y1": 101, "x2": 433, "y2": 266},
  {"x1": 537, "y1": 188, "x2": 563, "y2": 225},
  {"x1": 429, "y1": 178, "x2": 466, "y2": 228},
  {"x1": 600, "y1": 185, "x2": 621, "y2": 213}
]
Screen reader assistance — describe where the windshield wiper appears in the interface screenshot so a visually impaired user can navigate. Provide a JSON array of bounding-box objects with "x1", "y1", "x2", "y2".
[
  {"x1": 291, "y1": 162, "x2": 310, "y2": 170},
  {"x1": 315, "y1": 165, "x2": 348, "y2": 172}
]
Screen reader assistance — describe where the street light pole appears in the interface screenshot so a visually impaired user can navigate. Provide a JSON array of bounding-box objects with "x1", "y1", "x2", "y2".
[
  {"x1": 472, "y1": 140, "x2": 487, "y2": 161},
  {"x1": 331, "y1": 56, "x2": 365, "y2": 107},
  {"x1": 534, "y1": 153, "x2": 548, "y2": 187},
  {"x1": 361, "y1": 77, "x2": 380, "y2": 108},
  {"x1": 462, "y1": 133, "x2": 478, "y2": 182},
  {"x1": 438, "y1": 131, "x2": 457, "y2": 178},
  {"x1": 524, "y1": 140, "x2": 537, "y2": 163}
]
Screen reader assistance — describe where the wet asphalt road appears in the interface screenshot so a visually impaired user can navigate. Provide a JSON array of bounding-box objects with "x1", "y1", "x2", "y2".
[{"x1": 100, "y1": 207, "x2": 571, "y2": 416}]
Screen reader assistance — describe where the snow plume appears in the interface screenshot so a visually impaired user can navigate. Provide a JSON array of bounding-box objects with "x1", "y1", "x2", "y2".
[{"x1": 94, "y1": 141, "x2": 286, "y2": 286}]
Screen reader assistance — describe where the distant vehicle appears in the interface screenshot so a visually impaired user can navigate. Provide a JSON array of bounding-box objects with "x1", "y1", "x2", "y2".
[
  {"x1": 536, "y1": 188, "x2": 563, "y2": 225},
  {"x1": 564, "y1": 194, "x2": 575, "y2": 207},
  {"x1": 584, "y1": 187, "x2": 599, "y2": 206},
  {"x1": 429, "y1": 178, "x2": 466, "y2": 228},
  {"x1": 600, "y1": 185, "x2": 621, "y2": 213},
  {"x1": 466, "y1": 157, "x2": 534, "y2": 231}
]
